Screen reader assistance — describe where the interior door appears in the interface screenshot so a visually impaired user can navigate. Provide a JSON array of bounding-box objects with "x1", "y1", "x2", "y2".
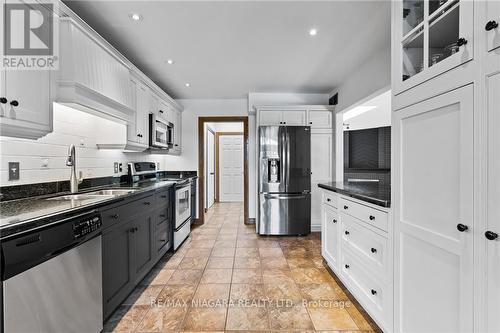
[
  {"x1": 219, "y1": 135, "x2": 244, "y2": 202},
  {"x1": 206, "y1": 129, "x2": 215, "y2": 209},
  {"x1": 393, "y1": 85, "x2": 474, "y2": 332}
]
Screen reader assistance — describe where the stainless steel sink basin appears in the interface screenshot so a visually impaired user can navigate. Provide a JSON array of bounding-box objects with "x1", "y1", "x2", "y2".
[
  {"x1": 86, "y1": 189, "x2": 141, "y2": 196},
  {"x1": 47, "y1": 194, "x2": 113, "y2": 201}
]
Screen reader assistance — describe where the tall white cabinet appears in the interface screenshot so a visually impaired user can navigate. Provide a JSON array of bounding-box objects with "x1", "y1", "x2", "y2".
[
  {"x1": 256, "y1": 105, "x2": 335, "y2": 231},
  {"x1": 392, "y1": 0, "x2": 500, "y2": 331}
]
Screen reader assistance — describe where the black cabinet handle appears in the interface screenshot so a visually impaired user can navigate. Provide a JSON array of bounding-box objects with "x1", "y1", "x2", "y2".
[
  {"x1": 161, "y1": 195, "x2": 167, "y2": 198},
  {"x1": 144, "y1": 201, "x2": 151, "y2": 205},
  {"x1": 284, "y1": 122, "x2": 286, "y2": 124},
  {"x1": 457, "y1": 223, "x2": 469, "y2": 232},
  {"x1": 457, "y1": 38, "x2": 468, "y2": 47},
  {"x1": 160, "y1": 214, "x2": 166, "y2": 218},
  {"x1": 309, "y1": 121, "x2": 313, "y2": 124},
  {"x1": 345, "y1": 264, "x2": 350, "y2": 269},
  {"x1": 174, "y1": 144, "x2": 179, "y2": 147},
  {"x1": 369, "y1": 215, "x2": 375, "y2": 220},
  {"x1": 129, "y1": 228, "x2": 135, "y2": 233},
  {"x1": 135, "y1": 227, "x2": 138, "y2": 231},
  {"x1": 10, "y1": 100, "x2": 19, "y2": 107},
  {"x1": 327, "y1": 198, "x2": 331, "y2": 202},
  {"x1": 485, "y1": 231, "x2": 498, "y2": 240},
  {"x1": 0, "y1": 97, "x2": 7, "y2": 104},
  {"x1": 111, "y1": 214, "x2": 119, "y2": 219},
  {"x1": 159, "y1": 110, "x2": 164, "y2": 113},
  {"x1": 345, "y1": 230, "x2": 350, "y2": 235},
  {"x1": 332, "y1": 219, "x2": 337, "y2": 223},
  {"x1": 371, "y1": 247, "x2": 377, "y2": 253},
  {"x1": 485, "y1": 20, "x2": 499, "y2": 31},
  {"x1": 371, "y1": 289, "x2": 377, "y2": 295},
  {"x1": 344, "y1": 205, "x2": 348, "y2": 210}
]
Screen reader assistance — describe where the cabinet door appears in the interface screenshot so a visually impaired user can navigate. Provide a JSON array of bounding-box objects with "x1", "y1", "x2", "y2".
[
  {"x1": 486, "y1": 72, "x2": 500, "y2": 333},
  {"x1": 322, "y1": 205, "x2": 339, "y2": 271},
  {"x1": 102, "y1": 220, "x2": 134, "y2": 318},
  {"x1": 393, "y1": 85, "x2": 473, "y2": 332},
  {"x1": 173, "y1": 109, "x2": 182, "y2": 152},
  {"x1": 136, "y1": 83, "x2": 150, "y2": 145},
  {"x1": 127, "y1": 78, "x2": 140, "y2": 143},
  {"x1": 259, "y1": 110, "x2": 282, "y2": 125},
  {"x1": 282, "y1": 110, "x2": 306, "y2": 126},
  {"x1": 485, "y1": 0, "x2": 500, "y2": 52},
  {"x1": 133, "y1": 213, "x2": 155, "y2": 282},
  {"x1": 394, "y1": 0, "x2": 474, "y2": 94},
  {"x1": 308, "y1": 110, "x2": 332, "y2": 129},
  {"x1": 311, "y1": 133, "x2": 333, "y2": 227},
  {"x1": 4, "y1": 69, "x2": 52, "y2": 128}
]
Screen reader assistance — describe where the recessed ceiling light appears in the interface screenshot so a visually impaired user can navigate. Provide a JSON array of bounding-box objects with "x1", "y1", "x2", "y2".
[
  {"x1": 166, "y1": 59, "x2": 174, "y2": 65},
  {"x1": 185, "y1": 83, "x2": 191, "y2": 87},
  {"x1": 309, "y1": 28, "x2": 318, "y2": 36},
  {"x1": 129, "y1": 13, "x2": 142, "y2": 21}
]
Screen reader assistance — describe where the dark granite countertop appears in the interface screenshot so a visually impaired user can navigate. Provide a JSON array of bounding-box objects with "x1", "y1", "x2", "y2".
[
  {"x1": 0, "y1": 178, "x2": 183, "y2": 238},
  {"x1": 318, "y1": 181, "x2": 391, "y2": 208}
]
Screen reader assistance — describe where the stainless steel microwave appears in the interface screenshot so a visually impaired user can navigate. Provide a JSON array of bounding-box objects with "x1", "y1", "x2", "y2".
[{"x1": 149, "y1": 114, "x2": 173, "y2": 149}]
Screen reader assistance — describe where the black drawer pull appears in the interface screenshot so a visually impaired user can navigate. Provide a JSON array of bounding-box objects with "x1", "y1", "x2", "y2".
[
  {"x1": 332, "y1": 219, "x2": 337, "y2": 223},
  {"x1": 161, "y1": 195, "x2": 167, "y2": 198},
  {"x1": 371, "y1": 289, "x2": 377, "y2": 295},
  {"x1": 144, "y1": 201, "x2": 151, "y2": 205},
  {"x1": 371, "y1": 247, "x2": 377, "y2": 253},
  {"x1": 111, "y1": 214, "x2": 119, "y2": 219},
  {"x1": 129, "y1": 228, "x2": 135, "y2": 233},
  {"x1": 485, "y1": 231, "x2": 498, "y2": 240},
  {"x1": 369, "y1": 215, "x2": 375, "y2": 220},
  {"x1": 327, "y1": 198, "x2": 331, "y2": 202},
  {"x1": 345, "y1": 264, "x2": 350, "y2": 269},
  {"x1": 0, "y1": 97, "x2": 7, "y2": 104},
  {"x1": 10, "y1": 100, "x2": 19, "y2": 107},
  {"x1": 457, "y1": 223, "x2": 469, "y2": 232},
  {"x1": 344, "y1": 205, "x2": 348, "y2": 210},
  {"x1": 345, "y1": 230, "x2": 350, "y2": 235},
  {"x1": 159, "y1": 214, "x2": 166, "y2": 218}
]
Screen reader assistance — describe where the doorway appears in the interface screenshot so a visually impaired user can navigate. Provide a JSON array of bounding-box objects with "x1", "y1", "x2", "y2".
[{"x1": 198, "y1": 116, "x2": 249, "y2": 225}]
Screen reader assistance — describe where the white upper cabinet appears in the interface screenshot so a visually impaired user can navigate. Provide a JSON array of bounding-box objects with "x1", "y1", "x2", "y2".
[
  {"x1": 307, "y1": 110, "x2": 333, "y2": 129},
  {"x1": 282, "y1": 110, "x2": 307, "y2": 126},
  {"x1": 0, "y1": 3, "x2": 54, "y2": 139},
  {"x1": 393, "y1": 0, "x2": 474, "y2": 94},
  {"x1": 171, "y1": 109, "x2": 182, "y2": 154},
  {"x1": 259, "y1": 110, "x2": 283, "y2": 125},
  {"x1": 485, "y1": 0, "x2": 500, "y2": 52},
  {"x1": 58, "y1": 18, "x2": 134, "y2": 121}
]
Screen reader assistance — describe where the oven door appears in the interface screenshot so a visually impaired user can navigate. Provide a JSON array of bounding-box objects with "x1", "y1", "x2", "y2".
[{"x1": 175, "y1": 184, "x2": 191, "y2": 228}]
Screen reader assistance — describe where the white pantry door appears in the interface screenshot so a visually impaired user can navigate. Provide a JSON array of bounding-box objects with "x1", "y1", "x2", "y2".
[
  {"x1": 206, "y1": 130, "x2": 215, "y2": 209},
  {"x1": 219, "y1": 135, "x2": 244, "y2": 202},
  {"x1": 393, "y1": 85, "x2": 474, "y2": 333}
]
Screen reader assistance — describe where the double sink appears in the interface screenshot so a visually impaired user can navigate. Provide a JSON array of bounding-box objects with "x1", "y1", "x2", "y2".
[{"x1": 47, "y1": 188, "x2": 142, "y2": 201}]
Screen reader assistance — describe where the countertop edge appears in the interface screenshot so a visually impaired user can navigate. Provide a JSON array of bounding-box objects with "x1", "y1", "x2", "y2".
[{"x1": 318, "y1": 183, "x2": 391, "y2": 208}]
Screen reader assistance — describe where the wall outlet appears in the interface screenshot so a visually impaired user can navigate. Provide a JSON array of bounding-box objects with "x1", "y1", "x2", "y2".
[
  {"x1": 41, "y1": 158, "x2": 49, "y2": 168},
  {"x1": 118, "y1": 163, "x2": 123, "y2": 172},
  {"x1": 8, "y1": 162, "x2": 20, "y2": 181},
  {"x1": 114, "y1": 162, "x2": 119, "y2": 173}
]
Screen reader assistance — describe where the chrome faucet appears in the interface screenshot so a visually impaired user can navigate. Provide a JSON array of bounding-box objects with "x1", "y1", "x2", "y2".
[{"x1": 66, "y1": 144, "x2": 83, "y2": 193}]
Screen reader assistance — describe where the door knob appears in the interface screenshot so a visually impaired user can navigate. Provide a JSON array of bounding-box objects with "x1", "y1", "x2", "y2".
[
  {"x1": 10, "y1": 100, "x2": 19, "y2": 107},
  {"x1": 457, "y1": 223, "x2": 469, "y2": 232},
  {"x1": 0, "y1": 97, "x2": 7, "y2": 104},
  {"x1": 456, "y1": 38, "x2": 468, "y2": 47},
  {"x1": 485, "y1": 231, "x2": 498, "y2": 240},
  {"x1": 485, "y1": 20, "x2": 499, "y2": 31}
]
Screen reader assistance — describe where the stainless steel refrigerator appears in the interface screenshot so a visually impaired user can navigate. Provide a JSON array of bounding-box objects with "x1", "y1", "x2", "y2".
[{"x1": 258, "y1": 126, "x2": 311, "y2": 235}]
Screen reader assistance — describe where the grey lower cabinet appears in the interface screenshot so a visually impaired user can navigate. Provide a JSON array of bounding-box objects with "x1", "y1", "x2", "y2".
[{"x1": 101, "y1": 188, "x2": 173, "y2": 319}]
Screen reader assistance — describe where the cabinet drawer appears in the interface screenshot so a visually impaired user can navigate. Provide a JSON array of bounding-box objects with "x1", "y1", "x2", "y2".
[
  {"x1": 155, "y1": 188, "x2": 171, "y2": 205},
  {"x1": 339, "y1": 197, "x2": 388, "y2": 232},
  {"x1": 155, "y1": 206, "x2": 169, "y2": 225},
  {"x1": 341, "y1": 249, "x2": 387, "y2": 326},
  {"x1": 323, "y1": 191, "x2": 338, "y2": 208},
  {"x1": 101, "y1": 195, "x2": 154, "y2": 229},
  {"x1": 341, "y1": 213, "x2": 388, "y2": 279},
  {"x1": 155, "y1": 223, "x2": 170, "y2": 254}
]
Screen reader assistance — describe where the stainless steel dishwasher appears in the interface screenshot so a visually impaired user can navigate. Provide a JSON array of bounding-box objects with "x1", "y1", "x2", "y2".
[{"x1": 1, "y1": 210, "x2": 103, "y2": 333}]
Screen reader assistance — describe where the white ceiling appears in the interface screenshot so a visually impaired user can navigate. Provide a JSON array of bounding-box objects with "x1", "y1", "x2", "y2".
[{"x1": 63, "y1": 1, "x2": 391, "y2": 99}]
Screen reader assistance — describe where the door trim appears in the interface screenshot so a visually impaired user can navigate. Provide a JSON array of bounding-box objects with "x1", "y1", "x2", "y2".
[
  {"x1": 216, "y1": 132, "x2": 244, "y2": 203},
  {"x1": 198, "y1": 117, "x2": 249, "y2": 225},
  {"x1": 205, "y1": 127, "x2": 216, "y2": 209}
]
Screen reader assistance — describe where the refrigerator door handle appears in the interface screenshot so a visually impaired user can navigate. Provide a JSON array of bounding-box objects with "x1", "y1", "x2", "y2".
[{"x1": 263, "y1": 194, "x2": 308, "y2": 200}]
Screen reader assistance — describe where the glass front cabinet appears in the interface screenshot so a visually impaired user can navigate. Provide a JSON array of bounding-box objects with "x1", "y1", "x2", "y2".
[{"x1": 393, "y1": 0, "x2": 473, "y2": 94}]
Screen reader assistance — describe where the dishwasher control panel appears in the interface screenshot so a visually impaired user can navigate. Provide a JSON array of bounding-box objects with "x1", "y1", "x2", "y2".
[{"x1": 73, "y1": 215, "x2": 102, "y2": 239}]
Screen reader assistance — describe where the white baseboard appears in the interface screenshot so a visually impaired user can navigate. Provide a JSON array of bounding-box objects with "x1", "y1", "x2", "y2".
[{"x1": 311, "y1": 224, "x2": 321, "y2": 232}]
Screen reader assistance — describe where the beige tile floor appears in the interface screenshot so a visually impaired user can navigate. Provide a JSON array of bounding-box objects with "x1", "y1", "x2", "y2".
[{"x1": 104, "y1": 202, "x2": 380, "y2": 332}]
